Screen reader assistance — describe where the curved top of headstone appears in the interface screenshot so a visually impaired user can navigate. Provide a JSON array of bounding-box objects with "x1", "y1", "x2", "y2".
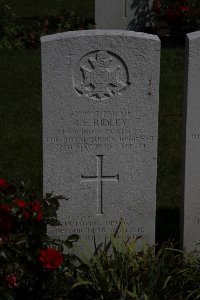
[
  {"x1": 186, "y1": 30, "x2": 200, "y2": 40},
  {"x1": 40, "y1": 29, "x2": 160, "y2": 44}
]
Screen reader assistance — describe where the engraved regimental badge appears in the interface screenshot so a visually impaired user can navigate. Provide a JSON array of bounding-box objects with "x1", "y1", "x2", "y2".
[{"x1": 74, "y1": 50, "x2": 129, "y2": 101}]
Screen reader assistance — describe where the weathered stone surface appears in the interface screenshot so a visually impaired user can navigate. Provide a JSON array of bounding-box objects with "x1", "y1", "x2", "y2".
[
  {"x1": 41, "y1": 30, "x2": 160, "y2": 250},
  {"x1": 182, "y1": 31, "x2": 200, "y2": 252},
  {"x1": 95, "y1": 0, "x2": 153, "y2": 31}
]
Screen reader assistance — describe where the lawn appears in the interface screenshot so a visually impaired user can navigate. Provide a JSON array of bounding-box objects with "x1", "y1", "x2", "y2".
[
  {"x1": 158, "y1": 47, "x2": 184, "y2": 210},
  {"x1": 0, "y1": 50, "x2": 42, "y2": 195}
]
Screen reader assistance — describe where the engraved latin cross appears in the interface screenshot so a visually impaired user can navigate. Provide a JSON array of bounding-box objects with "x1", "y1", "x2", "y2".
[{"x1": 81, "y1": 155, "x2": 119, "y2": 215}]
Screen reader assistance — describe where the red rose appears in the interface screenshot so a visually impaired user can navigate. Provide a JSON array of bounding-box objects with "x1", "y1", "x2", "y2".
[
  {"x1": 39, "y1": 248, "x2": 64, "y2": 270},
  {"x1": 0, "y1": 178, "x2": 10, "y2": 190},
  {"x1": 36, "y1": 210, "x2": 43, "y2": 221},
  {"x1": 178, "y1": 5, "x2": 190, "y2": 13},
  {"x1": 31, "y1": 200, "x2": 43, "y2": 221},
  {"x1": 5, "y1": 274, "x2": 17, "y2": 288},
  {"x1": 0, "y1": 205, "x2": 12, "y2": 232},
  {"x1": 0, "y1": 179, "x2": 16, "y2": 196},
  {"x1": 31, "y1": 200, "x2": 41, "y2": 212},
  {"x1": 22, "y1": 210, "x2": 31, "y2": 220},
  {"x1": 0, "y1": 204, "x2": 11, "y2": 213},
  {"x1": 165, "y1": 8, "x2": 182, "y2": 26},
  {"x1": 14, "y1": 199, "x2": 27, "y2": 209}
]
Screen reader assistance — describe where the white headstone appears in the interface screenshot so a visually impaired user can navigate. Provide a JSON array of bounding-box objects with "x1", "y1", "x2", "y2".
[
  {"x1": 182, "y1": 31, "x2": 200, "y2": 251},
  {"x1": 41, "y1": 30, "x2": 160, "y2": 250},
  {"x1": 95, "y1": 0, "x2": 153, "y2": 31}
]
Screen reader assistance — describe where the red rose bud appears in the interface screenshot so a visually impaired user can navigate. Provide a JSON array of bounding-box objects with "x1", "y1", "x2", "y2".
[
  {"x1": 0, "y1": 178, "x2": 10, "y2": 190},
  {"x1": 5, "y1": 274, "x2": 17, "y2": 288},
  {"x1": 31, "y1": 200, "x2": 42, "y2": 212},
  {"x1": 39, "y1": 248, "x2": 64, "y2": 270}
]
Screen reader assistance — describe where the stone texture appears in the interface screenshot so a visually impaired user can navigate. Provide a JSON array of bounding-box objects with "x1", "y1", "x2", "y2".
[
  {"x1": 95, "y1": 0, "x2": 153, "y2": 31},
  {"x1": 41, "y1": 30, "x2": 160, "y2": 250},
  {"x1": 182, "y1": 31, "x2": 200, "y2": 251}
]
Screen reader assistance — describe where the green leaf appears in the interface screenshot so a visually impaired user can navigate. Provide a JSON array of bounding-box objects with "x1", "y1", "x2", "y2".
[
  {"x1": 163, "y1": 275, "x2": 172, "y2": 289},
  {"x1": 71, "y1": 280, "x2": 94, "y2": 290},
  {"x1": 66, "y1": 234, "x2": 79, "y2": 243},
  {"x1": 63, "y1": 234, "x2": 79, "y2": 249},
  {"x1": 14, "y1": 234, "x2": 28, "y2": 245},
  {"x1": 124, "y1": 289, "x2": 138, "y2": 298},
  {"x1": 47, "y1": 218, "x2": 61, "y2": 226}
]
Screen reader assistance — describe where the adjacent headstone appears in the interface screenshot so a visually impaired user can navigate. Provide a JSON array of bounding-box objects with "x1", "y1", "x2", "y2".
[
  {"x1": 41, "y1": 30, "x2": 160, "y2": 250},
  {"x1": 182, "y1": 31, "x2": 200, "y2": 252},
  {"x1": 95, "y1": 0, "x2": 153, "y2": 31}
]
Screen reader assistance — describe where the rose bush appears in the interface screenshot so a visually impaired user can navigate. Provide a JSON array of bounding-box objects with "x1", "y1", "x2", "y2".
[
  {"x1": 152, "y1": 0, "x2": 200, "y2": 35},
  {"x1": 0, "y1": 179, "x2": 79, "y2": 300}
]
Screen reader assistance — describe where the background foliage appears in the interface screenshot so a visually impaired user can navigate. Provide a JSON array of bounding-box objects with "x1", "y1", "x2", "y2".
[
  {"x1": 0, "y1": 0, "x2": 95, "y2": 49},
  {"x1": 152, "y1": 0, "x2": 200, "y2": 37}
]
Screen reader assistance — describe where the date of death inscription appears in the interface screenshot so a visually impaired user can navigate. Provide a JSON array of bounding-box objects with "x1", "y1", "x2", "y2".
[{"x1": 44, "y1": 110, "x2": 155, "y2": 151}]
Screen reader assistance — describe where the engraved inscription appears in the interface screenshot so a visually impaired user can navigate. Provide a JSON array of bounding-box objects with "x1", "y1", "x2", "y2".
[
  {"x1": 191, "y1": 133, "x2": 200, "y2": 139},
  {"x1": 74, "y1": 50, "x2": 130, "y2": 100},
  {"x1": 81, "y1": 155, "x2": 119, "y2": 215},
  {"x1": 44, "y1": 109, "x2": 155, "y2": 152},
  {"x1": 53, "y1": 219, "x2": 148, "y2": 241}
]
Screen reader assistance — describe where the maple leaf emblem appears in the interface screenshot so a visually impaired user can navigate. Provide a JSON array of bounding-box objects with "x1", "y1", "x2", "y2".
[{"x1": 75, "y1": 51, "x2": 128, "y2": 100}]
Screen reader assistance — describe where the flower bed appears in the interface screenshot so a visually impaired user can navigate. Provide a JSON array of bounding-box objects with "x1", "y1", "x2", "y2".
[{"x1": 1, "y1": 178, "x2": 200, "y2": 299}]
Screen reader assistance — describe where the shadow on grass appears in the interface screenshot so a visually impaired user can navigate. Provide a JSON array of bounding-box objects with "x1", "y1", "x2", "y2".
[{"x1": 156, "y1": 207, "x2": 180, "y2": 247}]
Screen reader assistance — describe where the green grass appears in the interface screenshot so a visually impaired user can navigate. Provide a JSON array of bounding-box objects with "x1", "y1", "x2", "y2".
[
  {"x1": 156, "y1": 47, "x2": 184, "y2": 243},
  {"x1": 7, "y1": 0, "x2": 94, "y2": 17},
  {"x1": 0, "y1": 50, "x2": 42, "y2": 195},
  {"x1": 157, "y1": 47, "x2": 185, "y2": 210}
]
